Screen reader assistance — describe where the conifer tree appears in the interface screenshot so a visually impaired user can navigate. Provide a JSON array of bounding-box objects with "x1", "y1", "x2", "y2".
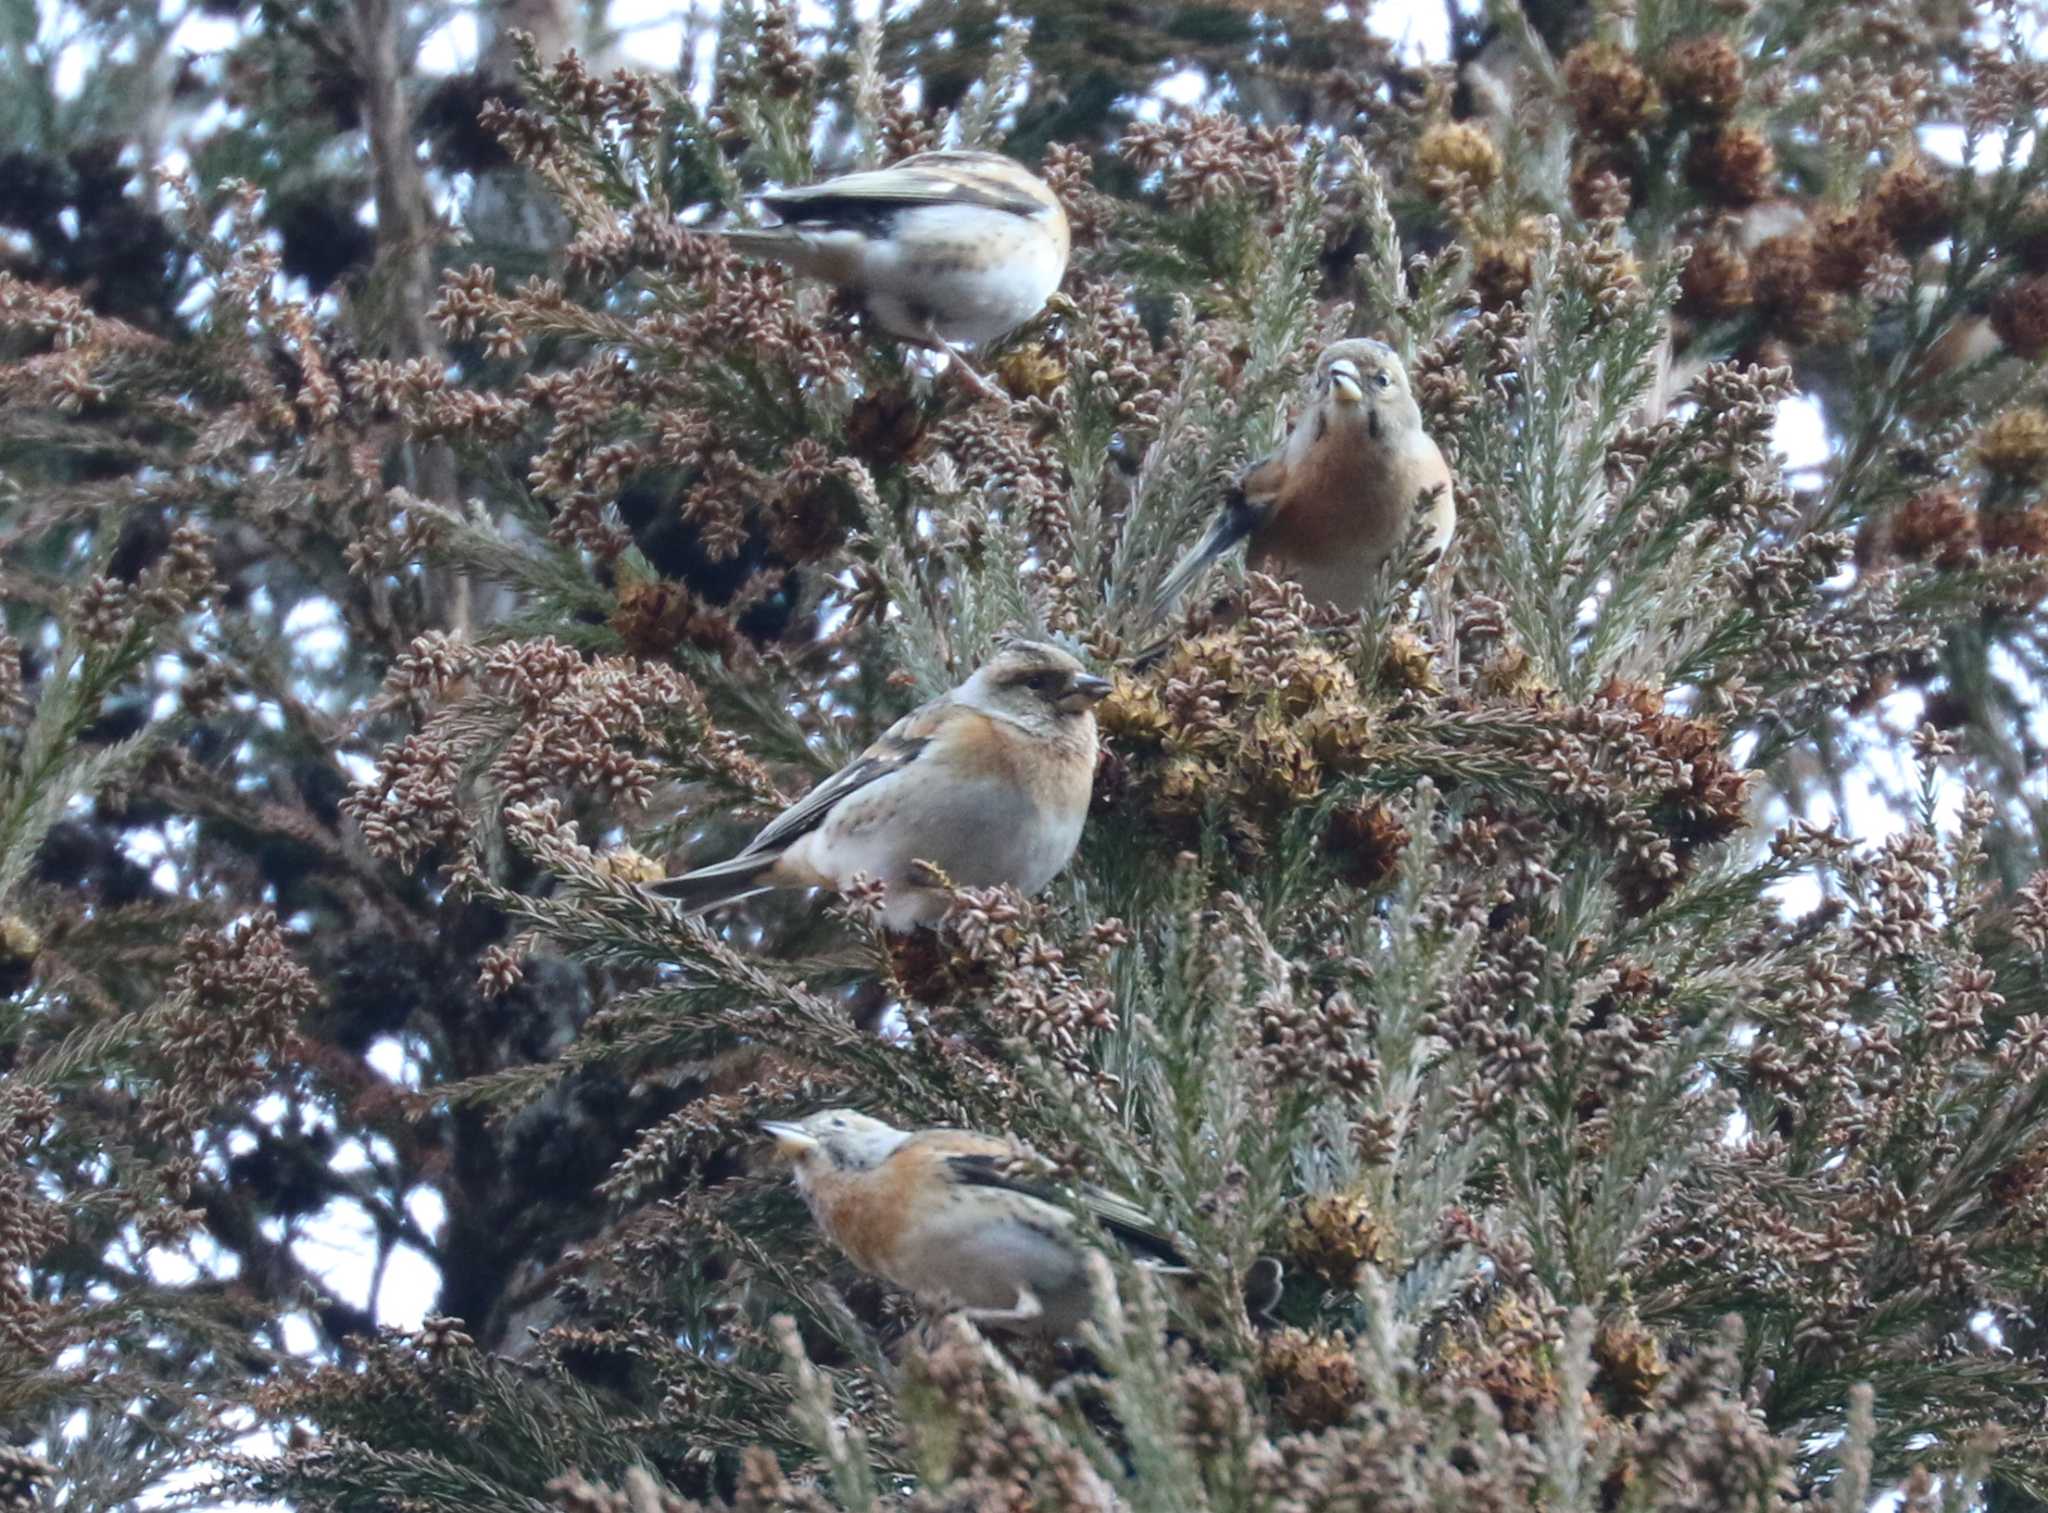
[{"x1": 6, "y1": 2, "x2": 2048, "y2": 1510}]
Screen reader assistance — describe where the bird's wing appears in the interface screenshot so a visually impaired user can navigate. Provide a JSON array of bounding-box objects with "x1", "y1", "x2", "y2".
[
  {"x1": 763, "y1": 154, "x2": 1044, "y2": 222},
  {"x1": 1237, "y1": 450, "x2": 1289, "y2": 505},
  {"x1": 737, "y1": 699, "x2": 943, "y2": 858},
  {"x1": 942, "y1": 1151, "x2": 1186, "y2": 1265},
  {"x1": 1147, "y1": 455, "x2": 1286, "y2": 622}
]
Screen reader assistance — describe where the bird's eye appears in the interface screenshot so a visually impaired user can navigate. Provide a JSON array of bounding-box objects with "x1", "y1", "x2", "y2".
[
  {"x1": 1024, "y1": 672, "x2": 1057, "y2": 693},
  {"x1": 1373, "y1": 371, "x2": 1393, "y2": 390}
]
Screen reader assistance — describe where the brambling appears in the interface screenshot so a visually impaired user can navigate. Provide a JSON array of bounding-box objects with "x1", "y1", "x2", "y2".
[
  {"x1": 1150, "y1": 339, "x2": 1455, "y2": 620},
  {"x1": 652, "y1": 640, "x2": 1109, "y2": 931},
  {"x1": 762, "y1": 1110, "x2": 1281, "y2": 1338},
  {"x1": 712, "y1": 149, "x2": 1070, "y2": 398}
]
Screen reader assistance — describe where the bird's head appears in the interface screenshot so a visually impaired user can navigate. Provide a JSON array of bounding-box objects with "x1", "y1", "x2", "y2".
[
  {"x1": 1316, "y1": 338, "x2": 1411, "y2": 414},
  {"x1": 761, "y1": 1109, "x2": 911, "y2": 1183},
  {"x1": 960, "y1": 639, "x2": 1112, "y2": 728}
]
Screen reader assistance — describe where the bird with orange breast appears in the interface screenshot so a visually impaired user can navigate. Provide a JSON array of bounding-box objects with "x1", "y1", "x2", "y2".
[
  {"x1": 651, "y1": 640, "x2": 1109, "y2": 931},
  {"x1": 761, "y1": 1109, "x2": 1281, "y2": 1339},
  {"x1": 709, "y1": 149, "x2": 1069, "y2": 399},
  {"x1": 1151, "y1": 339, "x2": 1455, "y2": 622}
]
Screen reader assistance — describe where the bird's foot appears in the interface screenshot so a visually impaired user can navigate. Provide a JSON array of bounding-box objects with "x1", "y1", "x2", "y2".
[{"x1": 926, "y1": 335, "x2": 1006, "y2": 404}]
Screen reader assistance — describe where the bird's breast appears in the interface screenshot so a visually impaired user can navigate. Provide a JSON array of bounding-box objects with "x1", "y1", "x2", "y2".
[
  {"x1": 982, "y1": 716, "x2": 1097, "y2": 812},
  {"x1": 807, "y1": 1157, "x2": 929, "y2": 1276}
]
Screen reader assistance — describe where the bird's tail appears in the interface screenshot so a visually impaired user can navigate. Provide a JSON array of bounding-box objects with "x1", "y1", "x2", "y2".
[
  {"x1": 1149, "y1": 484, "x2": 1268, "y2": 624},
  {"x1": 646, "y1": 852, "x2": 781, "y2": 915},
  {"x1": 1148, "y1": 514, "x2": 1240, "y2": 624}
]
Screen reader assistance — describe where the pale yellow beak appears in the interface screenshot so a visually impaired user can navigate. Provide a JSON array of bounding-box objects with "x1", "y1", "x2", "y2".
[
  {"x1": 1327, "y1": 360, "x2": 1365, "y2": 405},
  {"x1": 760, "y1": 1121, "x2": 818, "y2": 1158}
]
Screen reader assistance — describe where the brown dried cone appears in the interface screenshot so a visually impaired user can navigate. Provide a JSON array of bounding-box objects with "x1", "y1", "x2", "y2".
[
  {"x1": 1261, "y1": 1327, "x2": 1369, "y2": 1430},
  {"x1": 1591, "y1": 1313, "x2": 1669, "y2": 1416},
  {"x1": 1247, "y1": 715, "x2": 1323, "y2": 810},
  {"x1": 1562, "y1": 42, "x2": 1663, "y2": 141},
  {"x1": 1277, "y1": 643, "x2": 1360, "y2": 713},
  {"x1": 1152, "y1": 757, "x2": 1219, "y2": 822},
  {"x1": 1476, "y1": 641, "x2": 1552, "y2": 701},
  {"x1": 610, "y1": 579, "x2": 739, "y2": 660},
  {"x1": 1684, "y1": 126, "x2": 1775, "y2": 209},
  {"x1": 1300, "y1": 698, "x2": 1376, "y2": 776},
  {"x1": 1677, "y1": 239, "x2": 1754, "y2": 322},
  {"x1": 1094, "y1": 674, "x2": 1175, "y2": 748},
  {"x1": 1749, "y1": 233, "x2": 1837, "y2": 342},
  {"x1": 996, "y1": 344, "x2": 1067, "y2": 401},
  {"x1": 1286, "y1": 1190, "x2": 1396, "y2": 1288},
  {"x1": 1884, "y1": 487, "x2": 1978, "y2": 570},
  {"x1": 1988, "y1": 1144, "x2": 2048, "y2": 1214},
  {"x1": 1415, "y1": 121, "x2": 1502, "y2": 198},
  {"x1": 1323, "y1": 800, "x2": 1410, "y2": 891},
  {"x1": 1658, "y1": 35, "x2": 1745, "y2": 122},
  {"x1": 1379, "y1": 629, "x2": 1444, "y2": 696},
  {"x1": 752, "y1": 3, "x2": 813, "y2": 98},
  {"x1": 1469, "y1": 218, "x2": 1546, "y2": 311},
  {"x1": 771, "y1": 475, "x2": 850, "y2": 563},
  {"x1": 1473, "y1": 1346, "x2": 1559, "y2": 1434},
  {"x1": 1872, "y1": 156, "x2": 1951, "y2": 251},
  {"x1": 1980, "y1": 505, "x2": 2048, "y2": 607},
  {"x1": 885, "y1": 921, "x2": 994, "y2": 1006},
  {"x1": 1442, "y1": 1295, "x2": 1561, "y2": 1434},
  {"x1": 1105, "y1": 598, "x2": 1379, "y2": 858},
  {"x1": 1809, "y1": 206, "x2": 1891, "y2": 295},
  {"x1": 1595, "y1": 679, "x2": 1749, "y2": 914},
  {"x1": 1618, "y1": 685, "x2": 1749, "y2": 852},
  {"x1": 1990, "y1": 276, "x2": 2048, "y2": 361},
  {"x1": 843, "y1": 385, "x2": 929, "y2": 469},
  {"x1": 1980, "y1": 505, "x2": 2048, "y2": 560},
  {"x1": 1978, "y1": 407, "x2": 2048, "y2": 485}
]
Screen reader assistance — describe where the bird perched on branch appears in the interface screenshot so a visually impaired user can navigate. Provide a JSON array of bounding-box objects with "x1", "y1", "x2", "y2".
[
  {"x1": 651, "y1": 640, "x2": 1109, "y2": 931},
  {"x1": 1150, "y1": 339, "x2": 1454, "y2": 621},
  {"x1": 709, "y1": 149, "x2": 1070, "y2": 399},
  {"x1": 761, "y1": 1109, "x2": 1282, "y2": 1338}
]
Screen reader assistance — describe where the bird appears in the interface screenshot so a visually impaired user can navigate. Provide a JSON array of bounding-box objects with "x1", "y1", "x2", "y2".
[
  {"x1": 709, "y1": 149, "x2": 1070, "y2": 399},
  {"x1": 760, "y1": 1109, "x2": 1282, "y2": 1338},
  {"x1": 650, "y1": 640, "x2": 1110, "y2": 931},
  {"x1": 1149, "y1": 339, "x2": 1454, "y2": 621}
]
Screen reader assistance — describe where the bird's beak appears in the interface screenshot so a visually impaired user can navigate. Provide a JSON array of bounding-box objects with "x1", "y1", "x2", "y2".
[
  {"x1": 1059, "y1": 673, "x2": 1114, "y2": 713},
  {"x1": 760, "y1": 1122, "x2": 818, "y2": 1158},
  {"x1": 1327, "y1": 360, "x2": 1365, "y2": 406}
]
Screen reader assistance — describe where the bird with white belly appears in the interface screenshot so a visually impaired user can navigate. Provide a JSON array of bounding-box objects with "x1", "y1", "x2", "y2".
[{"x1": 708, "y1": 149, "x2": 1070, "y2": 400}]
